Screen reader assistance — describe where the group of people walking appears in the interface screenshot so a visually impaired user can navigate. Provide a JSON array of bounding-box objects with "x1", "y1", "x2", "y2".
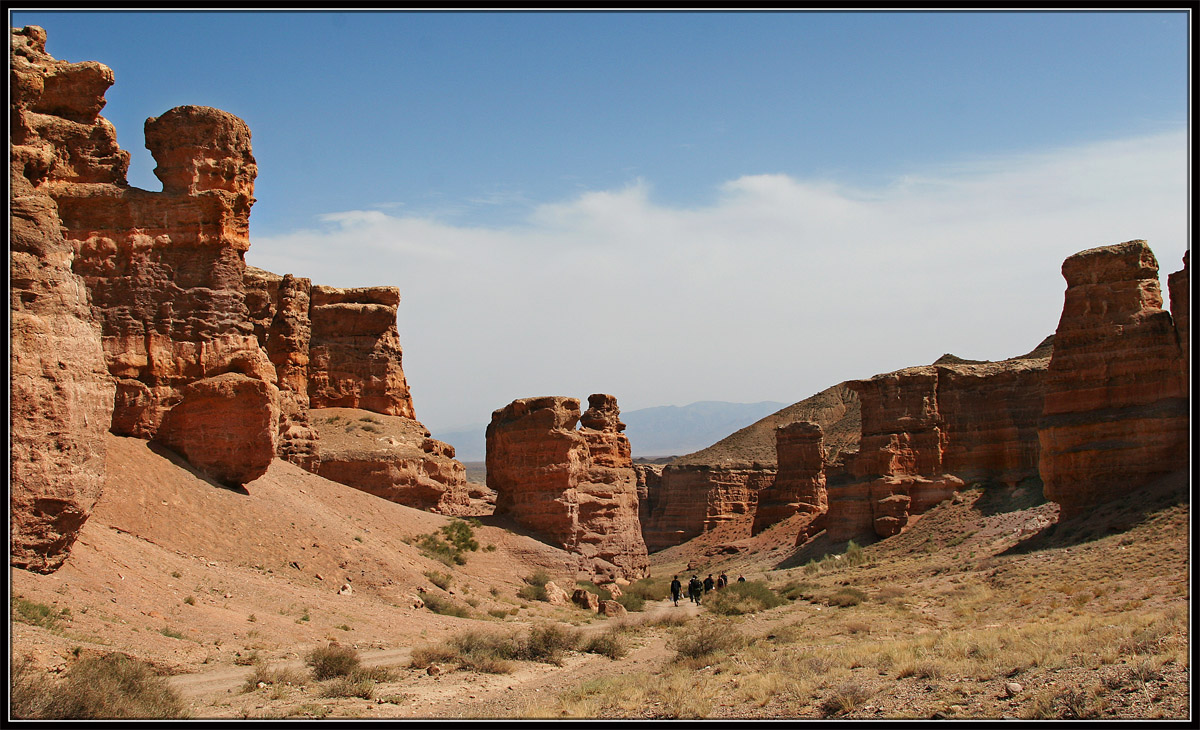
[{"x1": 669, "y1": 572, "x2": 745, "y2": 606}]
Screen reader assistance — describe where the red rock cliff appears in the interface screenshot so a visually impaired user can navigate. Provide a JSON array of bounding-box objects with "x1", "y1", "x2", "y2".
[
  {"x1": 9, "y1": 26, "x2": 116, "y2": 572},
  {"x1": 1038, "y1": 240, "x2": 1189, "y2": 518},
  {"x1": 751, "y1": 422, "x2": 827, "y2": 536},
  {"x1": 486, "y1": 395, "x2": 649, "y2": 581}
]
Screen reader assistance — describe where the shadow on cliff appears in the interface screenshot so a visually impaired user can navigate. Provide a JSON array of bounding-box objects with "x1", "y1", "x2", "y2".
[
  {"x1": 146, "y1": 442, "x2": 251, "y2": 495},
  {"x1": 1000, "y1": 468, "x2": 1189, "y2": 556},
  {"x1": 774, "y1": 530, "x2": 876, "y2": 571}
]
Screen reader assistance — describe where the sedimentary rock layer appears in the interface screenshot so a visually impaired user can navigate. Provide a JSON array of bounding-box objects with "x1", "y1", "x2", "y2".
[
  {"x1": 751, "y1": 422, "x2": 827, "y2": 536},
  {"x1": 486, "y1": 395, "x2": 649, "y2": 580},
  {"x1": 10, "y1": 26, "x2": 116, "y2": 571},
  {"x1": 1038, "y1": 240, "x2": 1189, "y2": 518}
]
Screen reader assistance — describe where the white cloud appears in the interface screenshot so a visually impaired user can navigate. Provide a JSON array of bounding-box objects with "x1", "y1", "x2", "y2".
[{"x1": 247, "y1": 129, "x2": 1189, "y2": 432}]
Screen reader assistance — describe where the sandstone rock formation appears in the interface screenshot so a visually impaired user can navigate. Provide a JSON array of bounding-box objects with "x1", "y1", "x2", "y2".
[
  {"x1": 152, "y1": 373, "x2": 280, "y2": 486},
  {"x1": 9, "y1": 27, "x2": 467, "y2": 570},
  {"x1": 1038, "y1": 240, "x2": 1189, "y2": 518},
  {"x1": 633, "y1": 463, "x2": 664, "y2": 527},
  {"x1": 643, "y1": 383, "x2": 859, "y2": 552},
  {"x1": 751, "y1": 422, "x2": 827, "y2": 536},
  {"x1": 311, "y1": 408, "x2": 472, "y2": 515},
  {"x1": 1167, "y1": 251, "x2": 1189, "y2": 382},
  {"x1": 486, "y1": 395, "x2": 649, "y2": 581},
  {"x1": 825, "y1": 352, "x2": 1049, "y2": 541},
  {"x1": 10, "y1": 26, "x2": 116, "y2": 571}
]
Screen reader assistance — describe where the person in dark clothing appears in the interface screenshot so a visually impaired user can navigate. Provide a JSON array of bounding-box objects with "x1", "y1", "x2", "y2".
[
  {"x1": 719, "y1": 573, "x2": 729, "y2": 589},
  {"x1": 670, "y1": 576, "x2": 682, "y2": 607},
  {"x1": 688, "y1": 576, "x2": 702, "y2": 604},
  {"x1": 704, "y1": 574, "x2": 715, "y2": 593},
  {"x1": 737, "y1": 575, "x2": 746, "y2": 583}
]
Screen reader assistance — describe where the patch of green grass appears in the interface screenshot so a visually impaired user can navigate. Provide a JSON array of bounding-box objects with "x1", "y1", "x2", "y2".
[
  {"x1": 423, "y1": 593, "x2": 471, "y2": 618},
  {"x1": 160, "y1": 627, "x2": 185, "y2": 640},
  {"x1": 12, "y1": 597, "x2": 67, "y2": 630}
]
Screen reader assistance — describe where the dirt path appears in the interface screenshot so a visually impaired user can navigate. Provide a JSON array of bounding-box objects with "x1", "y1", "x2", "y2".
[{"x1": 169, "y1": 599, "x2": 703, "y2": 718}]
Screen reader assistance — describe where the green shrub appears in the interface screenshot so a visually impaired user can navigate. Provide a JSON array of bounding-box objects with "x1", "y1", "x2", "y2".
[
  {"x1": 614, "y1": 591, "x2": 645, "y2": 612},
  {"x1": 843, "y1": 540, "x2": 866, "y2": 566},
  {"x1": 12, "y1": 597, "x2": 66, "y2": 630},
  {"x1": 305, "y1": 644, "x2": 360, "y2": 680},
  {"x1": 518, "y1": 569, "x2": 552, "y2": 602},
  {"x1": 707, "y1": 580, "x2": 786, "y2": 615},
  {"x1": 776, "y1": 580, "x2": 816, "y2": 601},
  {"x1": 27, "y1": 653, "x2": 188, "y2": 719},
  {"x1": 520, "y1": 624, "x2": 581, "y2": 665}
]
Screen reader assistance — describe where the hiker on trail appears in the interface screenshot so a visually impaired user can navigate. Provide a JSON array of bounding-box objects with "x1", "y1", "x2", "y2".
[
  {"x1": 670, "y1": 575, "x2": 682, "y2": 607},
  {"x1": 716, "y1": 574, "x2": 726, "y2": 590},
  {"x1": 737, "y1": 575, "x2": 746, "y2": 583},
  {"x1": 704, "y1": 574, "x2": 715, "y2": 594},
  {"x1": 688, "y1": 575, "x2": 702, "y2": 604}
]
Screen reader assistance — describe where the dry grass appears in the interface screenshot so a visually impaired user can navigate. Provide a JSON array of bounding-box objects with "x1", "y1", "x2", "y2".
[{"x1": 12, "y1": 653, "x2": 188, "y2": 719}]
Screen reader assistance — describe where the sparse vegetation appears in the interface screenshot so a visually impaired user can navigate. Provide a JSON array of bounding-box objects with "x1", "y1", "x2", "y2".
[
  {"x1": 305, "y1": 644, "x2": 360, "y2": 680},
  {"x1": 707, "y1": 580, "x2": 786, "y2": 615},
  {"x1": 423, "y1": 593, "x2": 472, "y2": 618},
  {"x1": 12, "y1": 597, "x2": 67, "y2": 630},
  {"x1": 517, "y1": 569, "x2": 552, "y2": 602},
  {"x1": 12, "y1": 653, "x2": 188, "y2": 719},
  {"x1": 670, "y1": 621, "x2": 745, "y2": 661},
  {"x1": 412, "y1": 519, "x2": 481, "y2": 566},
  {"x1": 425, "y1": 570, "x2": 453, "y2": 590}
]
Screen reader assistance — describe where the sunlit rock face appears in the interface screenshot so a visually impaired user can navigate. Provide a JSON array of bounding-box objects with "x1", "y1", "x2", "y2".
[
  {"x1": 487, "y1": 395, "x2": 649, "y2": 581},
  {"x1": 10, "y1": 25, "x2": 116, "y2": 572},
  {"x1": 752, "y1": 422, "x2": 827, "y2": 536},
  {"x1": 1038, "y1": 240, "x2": 1189, "y2": 518}
]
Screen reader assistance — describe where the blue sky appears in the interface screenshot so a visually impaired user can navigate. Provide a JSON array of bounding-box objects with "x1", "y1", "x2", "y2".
[{"x1": 9, "y1": 10, "x2": 1192, "y2": 434}]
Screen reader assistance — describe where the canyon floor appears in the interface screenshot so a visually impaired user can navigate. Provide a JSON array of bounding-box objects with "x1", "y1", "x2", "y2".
[{"x1": 10, "y1": 437, "x2": 1191, "y2": 720}]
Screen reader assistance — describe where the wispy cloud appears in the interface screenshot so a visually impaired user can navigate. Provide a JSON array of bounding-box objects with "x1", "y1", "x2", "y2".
[{"x1": 248, "y1": 129, "x2": 1188, "y2": 431}]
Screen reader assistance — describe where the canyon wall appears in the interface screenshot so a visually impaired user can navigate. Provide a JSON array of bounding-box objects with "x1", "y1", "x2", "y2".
[
  {"x1": 10, "y1": 26, "x2": 116, "y2": 572},
  {"x1": 751, "y1": 422, "x2": 827, "y2": 536},
  {"x1": 486, "y1": 395, "x2": 649, "y2": 581},
  {"x1": 1038, "y1": 241, "x2": 1189, "y2": 518}
]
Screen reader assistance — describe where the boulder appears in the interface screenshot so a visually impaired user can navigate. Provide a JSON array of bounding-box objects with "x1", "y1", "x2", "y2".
[
  {"x1": 152, "y1": 373, "x2": 279, "y2": 486},
  {"x1": 543, "y1": 581, "x2": 571, "y2": 606},
  {"x1": 598, "y1": 600, "x2": 627, "y2": 617},
  {"x1": 572, "y1": 589, "x2": 600, "y2": 612}
]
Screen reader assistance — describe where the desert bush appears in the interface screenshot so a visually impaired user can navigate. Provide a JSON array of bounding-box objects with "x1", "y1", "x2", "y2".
[
  {"x1": 488, "y1": 608, "x2": 510, "y2": 619},
  {"x1": 818, "y1": 587, "x2": 868, "y2": 607},
  {"x1": 614, "y1": 591, "x2": 645, "y2": 612},
  {"x1": 521, "y1": 623, "x2": 581, "y2": 665},
  {"x1": 11, "y1": 655, "x2": 52, "y2": 719},
  {"x1": 422, "y1": 593, "x2": 471, "y2": 618},
  {"x1": 241, "y1": 663, "x2": 307, "y2": 693},
  {"x1": 820, "y1": 679, "x2": 872, "y2": 717},
  {"x1": 30, "y1": 653, "x2": 188, "y2": 719},
  {"x1": 644, "y1": 611, "x2": 689, "y2": 628},
  {"x1": 708, "y1": 580, "x2": 786, "y2": 615},
  {"x1": 517, "y1": 569, "x2": 552, "y2": 602},
  {"x1": 306, "y1": 643, "x2": 360, "y2": 680},
  {"x1": 424, "y1": 570, "x2": 453, "y2": 590},
  {"x1": 670, "y1": 622, "x2": 745, "y2": 660},
  {"x1": 583, "y1": 631, "x2": 628, "y2": 660},
  {"x1": 319, "y1": 676, "x2": 375, "y2": 699}
]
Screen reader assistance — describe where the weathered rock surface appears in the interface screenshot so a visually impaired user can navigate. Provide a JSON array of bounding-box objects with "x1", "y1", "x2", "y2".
[
  {"x1": 152, "y1": 373, "x2": 280, "y2": 486},
  {"x1": 9, "y1": 28, "x2": 466, "y2": 571},
  {"x1": 311, "y1": 408, "x2": 472, "y2": 515},
  {"x1": 308, "y1": 285, "x2": 415, "y2": 418},
  {"x1": 10, "y1": 26, "x2": 116, "y2": 571},
  {"x1": 633, "y1": 463, "x2": 664, "y2": 527},
  {"x1": 486, "y1": 395, "x2": 649, "y2": 581},
  {"x1": 751, "y1": 422, "x2": 827, "y2": 536},
  {"x1": 643, "y1": 384, "x2": 859, "y2": 551},
  {"x1": 1038, "y1": 241, "x2": 1189, "y2": 518},
  {"x1": 826, "y1": 351, "x2": 1048, "y2": 541},
  {"x1": 1167, "y1": 251, "x2": 1189, "y2": 383}
]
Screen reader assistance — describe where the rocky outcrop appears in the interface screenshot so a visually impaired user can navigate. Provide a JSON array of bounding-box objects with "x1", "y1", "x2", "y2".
[
  {"x1": 486, "y1": 395, "x2": 649, "y2": 581},
  {"x1": 1167, "y1": 251, "x2": 1189, "y2": 383},
  {"x1": 1038, "y1": 241, "x2": 1189, "y2": 518},
  {"x1": 643, "y1": 384, "x2": 859, "y2": 552},
  {"x1": 311, "y1": 408, "x2": 472, "y2": 515},
  {"x1": 10, "y1": 26, "x2": 116, "y2": 571},
  {"x1": 751, "y1": 422, "x2": 827, "y2": 536},
  {"x1": 152, "y1": 373, "x2": 280, "y2": 486},
  {"x1": 308, "y1": 285, "x2": 415, "y2": 418},
  {"x1": 9, "y1": 27, "x2": 467, "y2": 571},
  {"x1": 825, "y1": 352, "x2": 1049, "y2": 541},
  {"x1": 633, "y1": 463, "x2": 664, "y2": 526}
]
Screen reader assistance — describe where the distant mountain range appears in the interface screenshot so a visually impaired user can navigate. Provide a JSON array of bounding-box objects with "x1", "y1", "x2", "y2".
[{"x1": 431, "y1": 400, "x2": 789, "y2": 463}]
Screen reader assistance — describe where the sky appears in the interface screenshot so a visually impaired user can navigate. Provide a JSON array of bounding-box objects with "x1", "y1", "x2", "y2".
[{"x1": 9, "y1": 9, "x2": 1192, "y2": 433}]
